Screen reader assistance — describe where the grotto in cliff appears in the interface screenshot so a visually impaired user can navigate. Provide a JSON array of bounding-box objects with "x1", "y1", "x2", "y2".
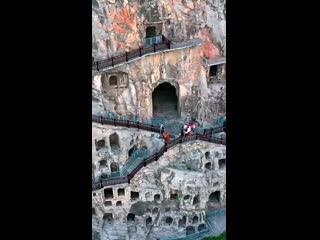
[
  {"x1": 152, "y1": 82, "x2": 178, "y2": 119},
  {"x1": 92, "y1": 0, "x2": 226, "y2": 239}
]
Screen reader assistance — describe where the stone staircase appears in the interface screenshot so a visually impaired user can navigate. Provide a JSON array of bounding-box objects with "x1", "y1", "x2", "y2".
[{"x1": 163, "y1": 121, "x2": 184, "y2": 137}]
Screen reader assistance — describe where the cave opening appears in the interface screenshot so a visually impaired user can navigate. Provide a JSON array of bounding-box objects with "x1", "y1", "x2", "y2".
[
  {"x1": 146, "y1": 26, "x2": 156, "y2": 38},
  {"x1": 131, "y1": 191, "x2": 139, "y2": 201},
  {"x1": 152, "y1": 82, "x2": 178, "y2": 119},
  {"x1": 104, "y1": 188, "x2": 113, "y2": 199},
  {"x1": 146, "y1": 216, "x2": 152, "y2": 226},
  {"x1": 109, "y1": 133, "x2": 120, "y2": 151},
  {"x1": 186, "y1": 226, "x2": 195, "y2": 235},
  {"x1": 128, "y1": 145, "x2": 137, "y2": 158},
  {"x1": 170, "y1": 189, "x2": 178, "y2": 200},
  {"x1": 198, "y1": 223, "x2": 206, "y2": 232},
  {"x1": 95, "y1": 139, "x2": 105, "y2": 151},
  {"x1": 209, "y1": 65, "x2": 218, "y2": 78},
  {"x1": 192, "y1": 216, "x2": 199, "y2": 224},
  {"x1": 154, "y1": 194, "x2": 161, "y2": 202},
  {"x1": 99, "y1": 159, "x2": 106, "y2": 168},
  {"x1": 209, "y1": 191, "x2": 221, "y2": 204},
  {"x1": 184, "y1": 195, "x2": 190, "y2": 201},
  {"x1": 110, "y1": 162, "x2": 119, "y2": 172},
  {"x1": 219, "y1": 158, "x2": 226, "y2": 170},
  {"x1": 193, "y1": 195, "x2": 200, "y2": 205},
  {"x1": 103, "y1": 213, "x2": 113, "y2": 222},
  {"x1": 165, "y1": 216, "x2": 173, "y2": 225},
  {"x1": 118, "y1": 188, "x2": 125, "y2": 196},
  {"x1": 178, "y1": 216, "x2": 186, "y2": 227},
  {"x1": 109, "y1": 76, "x2": 118, "y2": 86},
  {"x1": 205, "y1": 162, "x2": 211, "y2": 169},
  {"x1": 170, "y1": 193, "x2": 178, "y2": 200},
  {"x1": 127, "y1": 213, "x2": 135, "y2": 222}
]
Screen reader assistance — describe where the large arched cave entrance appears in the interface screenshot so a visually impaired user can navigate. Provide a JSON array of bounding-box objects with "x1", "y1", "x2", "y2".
[{"x1": 152, "y1": 82, "x2": 178, "y2": 119}]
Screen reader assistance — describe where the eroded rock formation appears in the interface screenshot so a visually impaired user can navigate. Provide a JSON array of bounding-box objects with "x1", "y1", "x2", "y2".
[
  {"x1": 92, "y1": 0, "x2": 226, "y2": 60},
  {"x1": 92, "y1": 1, "x2": 226, "y2": 239},
  {"x1": 92, "y1": 125, "x2": 226, "y2": 239}
]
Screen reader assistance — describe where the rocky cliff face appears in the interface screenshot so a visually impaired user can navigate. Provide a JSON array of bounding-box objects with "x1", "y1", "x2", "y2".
[
  {"x1": 92, "y1": 0, "x2": 226, "y2": 123},
  {"x1": 92, "y1": 124, "x2": 164, "y2": 178},
  {"x1": 92, "y1": 125, "x2": 226, "y2": 239},
  {"x1": 92, "y1": 0, "x2": 225, "y2": 60},
  {"x1": 92, "y1": 46, "x2": 226, "y2": 122},
  {"x1": 92, "y1": 1, "x2": 226, "y2": 239}
]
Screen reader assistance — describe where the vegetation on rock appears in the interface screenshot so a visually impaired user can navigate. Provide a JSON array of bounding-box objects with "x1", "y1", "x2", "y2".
[{"x1": 202, "y1": 232, "x2": 226, "y2": 240}]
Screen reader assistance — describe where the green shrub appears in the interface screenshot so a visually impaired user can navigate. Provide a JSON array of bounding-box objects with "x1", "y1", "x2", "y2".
[{"x1": 202, "y1": 232, "x2": 226, "y2": 240}]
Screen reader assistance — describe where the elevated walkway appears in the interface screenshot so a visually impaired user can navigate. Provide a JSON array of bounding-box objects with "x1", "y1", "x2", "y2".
[
  {"x1": 92, "y1": 38, "x2": 204, "y2": 76},
  {"x1": 92, "y1": 115, "x2": 225, "y2": 190}
]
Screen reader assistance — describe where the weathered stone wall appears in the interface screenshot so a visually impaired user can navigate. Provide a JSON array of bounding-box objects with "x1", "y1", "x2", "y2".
[
  {"x1": 92, "y1": 140, "x2": 226, "y2": 239},
  {"x1": 92, "y1": 45, "x2": 226, "y2": 121},
  {"x1": 92, "y1": 1, "x2": 226, "y2": 239},
  {"x1": 92, "y1": 123, "x2": 164, "y2": 178},
  {"x1": 92, "y1": 0, "x2": 226, "y2": 60}
]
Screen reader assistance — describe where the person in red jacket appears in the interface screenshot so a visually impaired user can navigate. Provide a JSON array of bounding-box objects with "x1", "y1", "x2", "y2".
[{"x1": 163, "y1": 131, "x2": 170, "y2": 143}]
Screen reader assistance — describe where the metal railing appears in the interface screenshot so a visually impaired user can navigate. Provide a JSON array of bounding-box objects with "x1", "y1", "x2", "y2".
[
  {"x1": 160, "y1": 208, "x2": 226, "y2": 240},
  {"x1": 92, "y1": 134, "x2": 225, "y2": 191},
  {"x1": 94, "y1": 149, "x2": 150, "y2": 181},
  {"x1": 92, "y1": 35, "x2": 171, "y2": 71},
  {"x1": 92, "y1": 114, "x2": 226, "y2": 190},
  {"x1": 144, "y1": 35, "x2": 163, "y2": 46},
  {"x1": 92, "y1": 114, "x2": 225, "y2": 136},
  {"x1": 92, "y1": 115, "x2": 162, "y2": 133}
]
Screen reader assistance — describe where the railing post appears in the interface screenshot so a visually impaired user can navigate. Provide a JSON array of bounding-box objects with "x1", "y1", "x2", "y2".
[
  {"x1": 143, "y1": 159, "x2": 146, "y2": 167},
  {"x1": 111, "y1": 57, "x2": 114, "y2": 67},
  {"x1": 168, "y1": 40, "x2": 171, "y2": 49},
  {"x1": 127, "y1": 120, "x2": 130, "y2": 128},
  {"x1": 100, "y1": 116, "x2": 103, "y2": 125},
  {"x1": 96, "y1": 62, "x2": 99, "y2": 71},
  {"x1": 153, "y1": 43, "x2": 156, "y2": 52},
  {"x1": 139, "y1": 47, "x2": 142, "y2": 57},
  {"x1": 113, "y1": 118, "x2": 116, "y2": 126},
  {"x1": 126, "y1": 52, "x2": 128, "y2": 61},
  {"x1": 137, "y1": 121, "x2": 140, "y2": 129}
]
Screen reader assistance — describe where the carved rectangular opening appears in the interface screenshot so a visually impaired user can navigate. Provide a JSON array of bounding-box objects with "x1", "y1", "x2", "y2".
[
  {"x1": 104, "y1": 188, "x2": 113, "y2": 199},
  {"x1": 131, "y1": 191, "x2": 139, "y2": 201},
  {"x1": 118, "y1": 188, "x2": 125, "y2": 196},
  {"x1": 170, "y1": 189, "x2": 178, "y2": 200},
  {"x1": 95, "y1": 139, "x2": 105, "y2": 151}
]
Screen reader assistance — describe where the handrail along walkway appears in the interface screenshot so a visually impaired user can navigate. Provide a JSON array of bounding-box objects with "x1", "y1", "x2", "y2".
[
  {"x1": 92, "y1": 115, "x2": 226, "y2": 191},
  {"x1": 92, "y1": 35, "x2": 171, "y2": 71}
]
